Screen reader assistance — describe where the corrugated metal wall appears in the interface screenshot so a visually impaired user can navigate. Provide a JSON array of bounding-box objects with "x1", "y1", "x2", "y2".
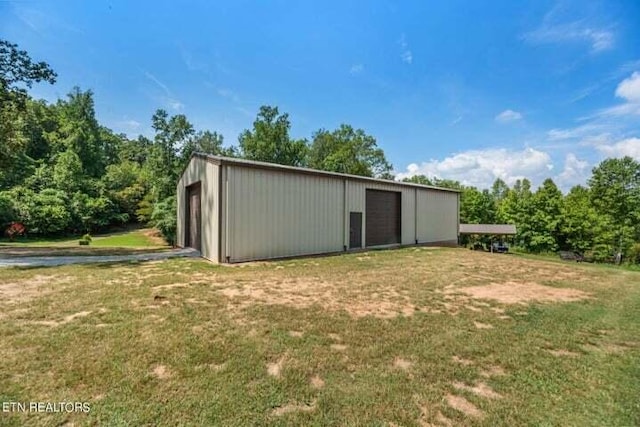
[
  {"x1": 176, "y1": 158, "x2": 219, "y2": 261},
  {"x1": 416, "y1": 189, "x2": 458, "y2": 244},
  {"x1": 224, "y1": 166, "x2": 344, "y2": 262}
]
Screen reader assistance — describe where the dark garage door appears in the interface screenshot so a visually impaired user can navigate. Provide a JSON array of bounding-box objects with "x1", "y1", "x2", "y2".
[{"x1": 365, "y1": 189, "x2": 401, "y2": 247}]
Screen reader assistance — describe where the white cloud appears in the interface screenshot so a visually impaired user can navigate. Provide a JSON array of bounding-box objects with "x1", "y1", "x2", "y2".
[
  {"x1": 598, "y1": 71, "x2": 640, "y2": 117},
  {"x1": 399, "y1": 34, "x2": 412, "y2": 64},
  {"x1": 523, "y1": 20, "x2": 614, "y2": 53},
  {"x1": 594, "y1": 137, "x2": 640, "y2": 159},
  {"x1": 349, "y1": 64, "x2": 364, "y2": 74},
  {"x1": 495, "y1": 109, "x2": 522, "y2": 123},
  {"x1": 555, "y1": 153, "x2": 590, "y2": 189},
  {"x1": 615, "y1": 72, "x2": 640, "y2": 102},
  {"x1": 396, "y1": 147, "x2": 553, "y2": 189}
]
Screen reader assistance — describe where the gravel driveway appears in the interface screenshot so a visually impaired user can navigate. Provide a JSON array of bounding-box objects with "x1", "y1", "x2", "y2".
[{"x1": 0, "y1": 248, "x2": 200, "y2": 268}]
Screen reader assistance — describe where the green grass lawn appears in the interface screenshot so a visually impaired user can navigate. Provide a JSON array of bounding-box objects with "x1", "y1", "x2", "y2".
[
  {"x1": 0, "y1": 248, "x2": 638, "y2": 426},
  {"x1": 0, "y1": 229, "x2": 169, "y2": 257}
]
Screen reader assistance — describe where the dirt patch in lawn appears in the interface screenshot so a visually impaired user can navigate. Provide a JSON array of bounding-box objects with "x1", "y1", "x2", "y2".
[
  {"x1": 218, "y1": 278, "x2": 422, "y2": 319},
  {"x1": 547, "y1": 349, "x2": 580, "y2": 357},
  {"x1": 310, "y1": 375, "x2": 325, "y2": 389},
  {"x1": 271, "y1": 400, "x2": 316, "y2": 416},
  {"x1": 152, "y1": 365, "x2": 171, "y2": 379},
  {"x1": 267, "y1": 355, "x2": 286, "y2": 378},
  {"x1": 446, "y1": 394, "x2": 484, "y2": 419},
  {"x1": 0, "y1": 274, "x2": 73, "y2": 304},
  {"x1": 452, "y1": 381, "x2": 502, "y2": 399},
  {"x1": 473, "y1": 321, "x2": 494, "y2": 329},
  {"x1": 453, "y1": 281, "x2": 591, "y2": 304},
  {"x1": 393, "y1": 357, "x2": 413, "y2": 371}
]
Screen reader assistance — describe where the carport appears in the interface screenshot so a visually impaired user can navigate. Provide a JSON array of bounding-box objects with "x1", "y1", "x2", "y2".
[{"x1": 459, "y1": 224, "x2": 517, "y2": 252}]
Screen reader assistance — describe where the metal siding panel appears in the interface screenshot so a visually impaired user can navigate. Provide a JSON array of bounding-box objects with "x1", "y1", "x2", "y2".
[
  {"x1": 227, "y1": 166, "x2": 344, "y2": 262},
  {"x1": 416, "y1": 189, "x2": 458, "y2": 243}
]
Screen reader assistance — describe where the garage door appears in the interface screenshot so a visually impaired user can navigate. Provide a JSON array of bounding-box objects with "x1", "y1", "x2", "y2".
[{"x1": 365, "y1": 189, "x2": 401, "y2": 247}]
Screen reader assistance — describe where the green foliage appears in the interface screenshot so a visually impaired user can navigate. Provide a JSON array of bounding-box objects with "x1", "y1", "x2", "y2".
[
  {"x1": 0, "y1": 192, "x2": 16, "y2": 228},
  {"x1": 17, "y1": 189, "x2": 72, "y2": 234},
  {"x1": 151, "y1": 196, "x2": 177, "y2": 246},
  {"x1": 560, "y1": 186, "x2": 604, "y2": 253},
  {"x1": 308, "y1": 124, "x2": 392, "y2": 178},
  {"x1": 626, "y1": 243, "x2": 640, "y2": 265},
  {"x1": 238, "y1": 105, "x2": 308, "y2": 166},
  {"x1": 1, "y1": 40, "x2": 56, "y2": 177},
  {"x1": 460, "y1": 187, "x2": 496, "y2": 224}
]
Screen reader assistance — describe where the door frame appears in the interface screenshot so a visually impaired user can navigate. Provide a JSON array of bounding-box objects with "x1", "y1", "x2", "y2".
[{"x1": 185, "y1": 181, "x2": 202, "y2": 250}]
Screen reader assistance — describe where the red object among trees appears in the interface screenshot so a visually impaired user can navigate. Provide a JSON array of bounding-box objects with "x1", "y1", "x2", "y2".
[{"x1": 5, "y1": 222, "x2": 26, "y2": 241}]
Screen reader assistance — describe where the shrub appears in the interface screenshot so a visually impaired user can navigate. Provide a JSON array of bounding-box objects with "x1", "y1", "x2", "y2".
[
  {"x1": 79, "y1": 233, "x2": 92, "y2": 246},
  {"x1": 591, "y1": 244, "x2": 614, "y2": 263},
  {"x1": 151, "y1": 196, "x2": 176, "y2": 246},
  {"x1": 627, "y1": 243, "x2": 640, "y2": 265}
]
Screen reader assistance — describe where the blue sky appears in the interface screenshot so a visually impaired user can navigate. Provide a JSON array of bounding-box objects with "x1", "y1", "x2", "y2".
[{"x1": 2, "y1": 0, "x2": 639, "y2": 190}]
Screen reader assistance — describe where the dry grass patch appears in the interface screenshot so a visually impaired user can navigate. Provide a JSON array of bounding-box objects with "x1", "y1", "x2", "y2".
[
  {"x1": 452, "y1": 281, "x2": 591, "y2": 304},
  {"x1": 452, "y1": 381, "x2": 502, "y2": 399},
  {"x1": 271, "y1": 399, "x2": 317, "y2": 416},
  {"x1": 392, "y1": 357, "x2": 413, "y2": 371},
  {"x1": 310, "y1": 374, "x2": 325, "y2": 389},
  {"x1": 547, "y1": 349, "x2": 581, "y2": 357},
  {"x1": 445, "y1": 393, "x2": 484, "y2": 419},
  {"x1": 473, "y1": 321, "x2": 494, "y2": 329},
  {"x1": 152, "y1": 365, "x2": 171, "y2": 380}
]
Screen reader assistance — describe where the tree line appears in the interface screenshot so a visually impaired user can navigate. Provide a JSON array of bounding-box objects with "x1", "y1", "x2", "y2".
[
  {"x1": 404, "y1": 162, "x2": 640, "y2": 263},
  {"x1": 1, "y1": 40, "x2": 639, "y2": 264}
]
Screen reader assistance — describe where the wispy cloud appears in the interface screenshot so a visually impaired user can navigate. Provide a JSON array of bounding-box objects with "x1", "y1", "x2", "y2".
[
  {"x1": 143, "y1": 71, "x2": 184, "y2": 111},
  {"x1": 13, "y1": 5, "x2": 84, "y2": 36},
  {"x1": 450, "y1": 116, "x2": 463, "y2": 126},
  {"x1": 522, "y1": 4, "x2": 615, "y2": 53},
  {"x1": 144, "y1": 72, "x2": 170, "y2": 96},
  {"x1": 495, "y1": 109, "x2": 522, "y2": 123},
  {"x1": 217, "y1": 88, "x2": 240, "y2": 103},
  {"x1": 399, "y1": 34, "x2": 412, "y2": 64},
  {"x1": 547, "y1": 123, "x2": 610, "y2": 140},
  {"x1": 349, "y1": 64, "x2": 364, "y2": 75}
]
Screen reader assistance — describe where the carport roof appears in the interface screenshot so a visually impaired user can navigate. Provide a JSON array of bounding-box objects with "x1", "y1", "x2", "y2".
[{"x1": 459, "y1": 224, "x2": 517, "y2": 235}]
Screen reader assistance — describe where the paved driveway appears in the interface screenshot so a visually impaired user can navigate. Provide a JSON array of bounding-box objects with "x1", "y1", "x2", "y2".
[{"x1": 0, "y1": 248, "x2": 200, "y2": 268}]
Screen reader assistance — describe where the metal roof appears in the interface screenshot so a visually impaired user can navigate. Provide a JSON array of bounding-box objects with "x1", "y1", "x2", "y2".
[
  {"x1": 459, "y1": 224, "x2": 517, "y2": 235},
  {"x1": 191, "y1": 152, "x2": 461, "y2": 193}
]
